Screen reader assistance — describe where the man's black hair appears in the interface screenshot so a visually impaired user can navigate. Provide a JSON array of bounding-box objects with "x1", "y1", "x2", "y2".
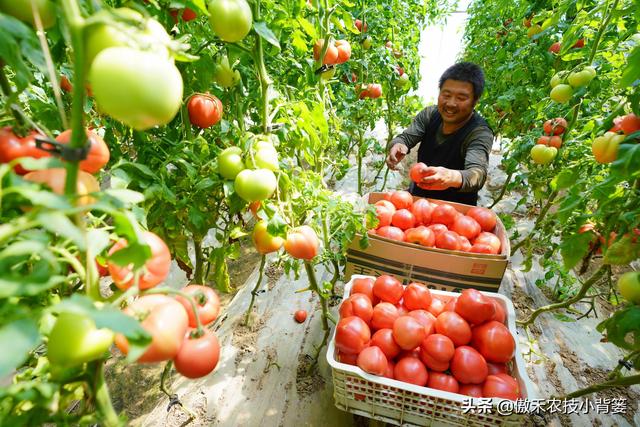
[{"x1": 438, "y1": 62, "x2": 485, "y2": 100}]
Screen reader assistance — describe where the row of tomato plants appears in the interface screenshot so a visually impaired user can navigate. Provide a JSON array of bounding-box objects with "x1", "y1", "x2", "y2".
[
  {"x1": 0, "y1": 0, "x2": 450, "y2": 424},
  {"x1": 462, "y1": 0, "x2": 640, "y2": 398}
]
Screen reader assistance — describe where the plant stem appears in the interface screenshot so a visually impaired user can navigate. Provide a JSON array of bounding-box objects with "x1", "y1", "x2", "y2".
[
  {"x1": 557, "y1": 374, "x2": 640, "y2": 400},
  {"x1": 357, "y1": 130, "x2": 364, "y2": 195},
  {"x1": 193, "y1": 238, "x2": 204, "y2": 284},
  {"x1": 91, "y1": 362, "x2": 121, "y2": 427},
  {"x1": 380, "y1": 165, "x2": 390, "y2": 191},
  {"x1": 489, "y1": 172, "x2": 513, "y2": 208},
  {"x1": 304, "y1": 261, "x2": 330, "y2": 362},
  {"x1": 244, "y1": 255, "x2": 266, "y2": 325},
  {"x1": 588, "y1": 0, "x2": 619, "y2": 65},
  {"x1": 160, "y1": 361, "x2": 173, "y2": 397},
  {"x1": 251, "y1": 0, "x2": 272, "y2": 134},
  {"x1": 517, "y1": 265, "x2": 608, "y2": 327},
  {"x1": 510, "y1": 190, "x2": 558, "y2": 256}
]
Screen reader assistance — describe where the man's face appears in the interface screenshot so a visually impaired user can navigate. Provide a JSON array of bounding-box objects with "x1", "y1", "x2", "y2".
[{"x1": 437, "y1": 79, "x2": 476, "y2": 127}]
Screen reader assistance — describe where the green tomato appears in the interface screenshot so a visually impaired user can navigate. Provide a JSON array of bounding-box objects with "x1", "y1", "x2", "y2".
[
  {"x1": 530, "y1": 145, "x2": 557, "y2": 165},
  {"x1": 550, "y1": 84, "x2": 573, "y2": 103},
  {"x1": 48, "y1": 312, "x2": 114, "y2": 367},
  {"x1": 218, "y1": 146, "x2": 245, "y2": 179},
  {"x1": 527, "y1": 24, "x2": 542, "y2": 38},
  {"x1": 395, "y1": 73, "x2": 410, "y2": 87},
  {"x1": 550, "y1": 72, "x2": 565, "y2": 88},
  {"x1": 234, "y1": 169, "x2": 277, "y2": 202},
  {"x1": 85, "y1": 8, "x2": 171, "y2": 67},
  {"x1": 567, "y1": 69, "x2": 595, "y2": 88},
  {"x1": 617, "y1": 272, "x2": 640, "y2": 304},
  {"x1": 0, "y1": 0, "x2": 56, "y2": 28},
  {"x1": 245, "y1": 147, "x2": 280, "y2": 171},
  {"x1": 208, "y1": 0, "x2": 253, "y2": 43},
  {"x1": 89, "y1": 47, "x2": 183, "y2": 130},
  {"x1": 320, "y1": 67, "x2": 336, "y2": 80},
  {"x1": 362, "y1": 37, "x2": 372, "y2": 50}
]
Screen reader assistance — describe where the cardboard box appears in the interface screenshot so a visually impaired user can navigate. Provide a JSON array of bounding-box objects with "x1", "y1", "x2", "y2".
[{"x1": 344, "y1": 193, "x2": 510, "y2": 292}]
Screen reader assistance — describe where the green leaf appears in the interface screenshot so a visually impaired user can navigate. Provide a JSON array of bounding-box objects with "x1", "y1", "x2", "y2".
[
  {"x1": 37, "y1": 212, "x2": 85, "y2": 250},
  {"x1": 102, "y1": 189, "x2": 145, "y2": 205},
  {"x1": 17, "y1": 157, "x2": 65, "y2": 171},
  {"x1": 619, "y1": 45, "x2": 640, "y2": 88},
  {"x1": 107, "y1": 242, "x2": 151, "y2": 270},
  {"x1": 611, "y1": 144, "x2": 640, "y2": 179},
  {"x1": 253, "y1": 21, "x2": 280, "y2": 50},
  {"x1": 603, "y1": 236, "x2": 639, "y2": 265},
  {"x1": 86, "y1": 229, "x2": 111, "y2": 258},
  {"x1": 0, "y1": 318, "x2": 40, "y2": 377},
  {"x1": 597, "y1": 305, "x2": 640, "y2": 350},
  {"x1": 553, "y1": 313, "x2": 575, "y2": 322},
  {"x1": 559, "y1": 232, "x2": 593, "y2": 269},
  {"x1": 552, "y1": 169, "x2": 579, "y2": 190},
  {"x1": 296, "y1": 17, "x2": 317, "y2": 39},
  {"x1": 15, "y1": 188, "x2": 72, "y2": 210}
]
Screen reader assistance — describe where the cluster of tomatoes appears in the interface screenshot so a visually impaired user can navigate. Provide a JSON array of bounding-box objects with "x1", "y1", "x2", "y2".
[
  {"x1": 592, "y1": 113, "x2": 640, "y2": 164},
  {"x1": 335, "y1": 276, "x2": 521, "y2": 400},
  {"x1": 530, "y1": 117, "x2": 567, "y2": 165},
  {"x1": 369, "y1": 190, "x2": 502, "y2": 255}
]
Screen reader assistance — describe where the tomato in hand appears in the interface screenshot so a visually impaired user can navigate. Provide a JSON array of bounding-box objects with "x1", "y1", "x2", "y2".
[
  {"x1": 373, "y1": 275, "x2": 404, "y2": 304},
  {"x1": 370, "y1": 328, "x2": 401, "y2": 359},
  {"x1": 450, "y1": 346, "x2": 488, "y2": 384},
  {"x1": 394, "y1": 357, "x2": 428, "y2": 386},
  {"x1": 455, "y1": 289, "x2": 495, "y2": 325},
  {"x1": 55, "y1": 129, "x2": 110, "y2": 174},
  {"x1": 335, "y1": 316, "x2": 370, "y2": 355},
  {"x1": 427, "y1": 372, "x2": 459, "y2": 393},
  {"x1": 471, "y1": 321, "x2": 515, "y2": 363},
  {"x1": 393, "y1": 316, "x2": 426, "y2": 350},
  {"x1": 175, "y1": 285, "x2": 221, "y2": 328},
  {"x1": 357, "y1": 346, "x2": 388, "y2": 376},
  {"x1": 339, "y1": 293, "x2": 373, "y2": 324},
  {"x1": 402, "y1": 283, "x2": 432, "y2": 311},
  {"x1": 284, "y1": 225, "x2": 320, "y2": 260},
  {"x1": 434, "y1": 311, "x2": 471, "y2": 346},
  {"x1": 174, "y1": 330, "x2": 220, "y2": 378},
  {"x1": 482, "y1": 373, "x2": 520, "y2": 400},
  {"x1": 115, "y1": 295, "x2": 189, "y2": 363},
  {"x1": 108, "y1": 231, "x2": 171, "y2": 290},
  {"x1": 188, "y1": 94, "x2": 223, "y2": 128},
  {"x1": 48, "y1": 312, "x2": 114, "y2": 367}
]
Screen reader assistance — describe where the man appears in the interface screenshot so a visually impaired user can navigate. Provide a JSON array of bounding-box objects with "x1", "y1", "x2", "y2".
[{"x1": 386, "y1": 62, "x2": 493, "y2": 206}]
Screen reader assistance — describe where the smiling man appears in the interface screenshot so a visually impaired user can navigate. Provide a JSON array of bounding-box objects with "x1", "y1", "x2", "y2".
[{"x1": 386, "y1": 62, "x2": 493, "y2": 206}]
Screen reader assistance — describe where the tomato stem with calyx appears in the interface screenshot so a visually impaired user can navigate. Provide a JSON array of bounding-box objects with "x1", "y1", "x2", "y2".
[
  {"x1": 517, "y1": 264, "x2": 608, "y2": 327},
  {"x1": 244, "y1": 254, "x2": 266, "y2": 325}
]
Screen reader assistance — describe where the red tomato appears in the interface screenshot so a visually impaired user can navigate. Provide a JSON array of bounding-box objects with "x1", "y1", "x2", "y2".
[
  {"x1": 536, "y1": 136, "x2": 551, "y2": 146},
  {"x1": 427, "y1": 372, "x2": 459, "y2": 393},
  {"x1": 389, "y1": 190, "x2": 413, "y2": 210},
  {"x1": 24, "y1": 168, "x2": 99, "y2": 206},
  {"x1": 434, "y1": 311, "x2": 471, "y2": 346},
  {"x1": 376, "y1": 225, "x2": 405, "y2": 241},
  {"x1": 373, "y1": 275, "x2": 404, "y2": 304},
  {"x1": 435, "y1": 230, "x2": 461, "y2": 251},
  {"x1": 175, "y1": 285, "x2": 220, "y2": 328},
  {"x1": 375, "y1": 199, "x2": 396, "y2": 213},
  {"x1": 339, "y1": 293, "x2": 373, "y2": 324},
  {"x1": 431, "y1": 204, "x2": 458, "y2": 227},
  {"x1": 543, "y1": 117, "x2": 568, "y2": 135},
  {"x1": 487, "y1": 362, "x2": 508, "y2": 375},
  {"x1": 335, "y1": 316, "x2": 370, "y2": 355},
  {"x1": 427, "y1": 297, "x2": 446, "y2": 317},
  {"x1": 0, "y1": 128, "x2": 49, "y2": 174},
  {"x1": 334, "y1": 40, "x2": 351, "y2": 64},
  {"x1": 466, "y1": 207, "x2": 497, "y2": 232},
  {"x1": 411, "y1": 198, "x2": 433, "y2": 225},
  {"x1": 371, "y1": 302, "x2": 400, "y2": 330},
  {"x1": 350, "y1": 277, "x2": 378, "y2": 304},
  {"x1": 443, "y1": 297, "x2": 457, "y2": 312},
  {"x1": 471, "y1": 321, "x2": 515, "y2": 363},
  {"x1": 458, "y1": 235, "x2": 472, "y2": 252},
  {"x1": 455, "y1": 289, "x2": 496, "y2": 325},
  {"x1": 470, "y1": 243, "x2": 494, "y2": 254},
  {"x1": 421, "y1": 333, "x2": 455, "y2": 362},
  {"x1": 407, "y1": 310, "x2": 435, "y2": 335},
  {"x1": 108, "y1": 231, "x2": 171, "y2": 290},
  {"x1": 409, "y1": 162, "x2": 429, "y2": 184},
  {"x1": 427, "y1": 223, "x2": 448, "y2": 237},
  {"x1": 394, "y1": 357, "x2": 428, "y2": 386},
  {"x1": 549, "y1": 136, "x2": 562, "y2": 148},
  {"x1": 450, "y1": 346, "x2": 488, "y2": 384},
  {"x1": 391, "y1": 209, "x2": 416, "y2": 230},
  {"x1": 620, "y1": 113, "x2": 640, "y2": 135},
  {"x1": 490, "y1": 299, "x2": 506, "y2": 324},
  {"x1": 354, "y1": 19, "x2": 367, "y2": 33},
  {"x1": 60, "y1": 75, "x2": 73, "y2": 92},
  {"x1": 55, "y1": 129, "x2": 110, "y2": 174},
  {"x1": 357, "y1": 346, "x2": 388, "y2": 376},
  {"x1": 284, "y1": 225, "x2": 320, "y2": 260},
  {"x1": 459, "y1": 384, "x2": 483, "y2": 397},
  {"x1": 483, "y1": 373, "x2": 520, "y2": 400},
  {"x1": 473, "y1": 232, "x2": 501, "y2": 254},
  {"x1": 402, "y1": 283, "x2": 432, "y2": 311},
  {"x1": 115, "y1": 295, "x2": 189, "y2": 363},
  {"x1": 370, "y1": 328, "x2": 401, "y2": 359},
  {"x1": 396, "y1": 304, "x2": 409, "y2": 317},
  {"x1": 252, "y1": 220, "x2": 285, "y2": 254},
  {"x1": 393, "y1": 316, "x2": 427, "y2": 350},
  {"x1": 188, "y1": 94, "x2": 223, "y2": 128},
  {"x1": 451, "y1": 216, "x2": 481, "y2": 240},
  {"x1": 294, "y1": 310, "x2": 307, "y2": 323},
  {"x1": 174, "y1": 330, "x2": 220, "y2": 378},
  {"x1": 313, "y1": 39, "x2": 338, "y2": 64},
  {"x1": 420, "y1": 350, "x2": 450, "y2": 371},
  {"x1": 374, "y1": 204, "x2": 393, "y2": 227},
  {"x1": 366, "y1": 84, "x2": 382, "y2": 98},
  {"x1": 338, "y1": 351, "x2": 358, "y2": 365},
  {"x1": 384, "y1": 360, "x2": 395, "y2": 379},
  {"x1": 405, "y1": 226, "x2": 435, "y2": 247}
]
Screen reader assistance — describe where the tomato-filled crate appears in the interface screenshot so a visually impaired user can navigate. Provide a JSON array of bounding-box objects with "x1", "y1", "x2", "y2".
[
  {"x1": 345, "y1": 193, "x2": 511, "y2": 293},
  {"x1": 327, "y1": 275, "x2": 537, "y2": 426}
]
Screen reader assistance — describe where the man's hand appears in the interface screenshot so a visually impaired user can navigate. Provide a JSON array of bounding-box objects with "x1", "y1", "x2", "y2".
[
  {"x1": 416, "y1": 166, "x2": 462, "y2": 191},
  {"x1": 386, "y1": 144, "x2": 408, "y2": 169}
]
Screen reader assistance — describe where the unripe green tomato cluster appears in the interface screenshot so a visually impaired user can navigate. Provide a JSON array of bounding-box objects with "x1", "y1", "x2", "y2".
[{"x1": 530, "y1": 145, "x2": 557, "y2": 164}]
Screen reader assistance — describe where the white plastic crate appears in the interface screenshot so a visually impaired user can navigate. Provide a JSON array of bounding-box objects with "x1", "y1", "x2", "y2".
[{"x1": 327, "y1": 275, "x2": 538, "y2": 426}]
